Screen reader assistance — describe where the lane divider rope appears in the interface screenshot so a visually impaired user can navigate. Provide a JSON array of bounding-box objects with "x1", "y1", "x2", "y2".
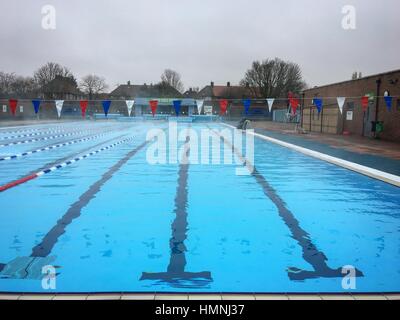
[
  {"x1": 0, "y1": 136, "x2": 135, "y2": 192},
  {"x1": 0, "y1": 128, "x2": 79, "y2": 140},
  {"x1": 0, "y1": 126, "x2": 66, "y2": 136},
  {"x1": 0, "y1": 129, "x2": 106, "y2": 148},
  {"x1": 0, "y1": 131, "x2": 113, "y2": 161}
]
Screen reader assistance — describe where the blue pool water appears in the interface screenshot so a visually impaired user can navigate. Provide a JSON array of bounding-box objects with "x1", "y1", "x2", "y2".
[{"x1": 0, "y1": 121, "x2": 399, "y2": 293}]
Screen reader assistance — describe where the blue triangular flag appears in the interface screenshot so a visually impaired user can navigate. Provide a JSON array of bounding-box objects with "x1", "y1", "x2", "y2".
[
  {"x1": 314, "y1": 98, "x2": 323, "y2": 113},
  {"x1": 384, "y1": 96, "x2": 393, "y2": 111},
  {"x1": 173, "y1": 100, "x2": 182, "y2": 116},
  {"x1": 243, "y1": 99, "x2": 251, "y2": 115},
  {"x1": 32, "y1": 99, "x2": 41, "y2": 114},
  {"x1": 102, "y1": 100, "x2": 111, "y2": 117}
]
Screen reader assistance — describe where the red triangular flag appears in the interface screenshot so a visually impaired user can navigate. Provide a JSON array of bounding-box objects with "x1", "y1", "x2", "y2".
[
  {"x1": 291, "y1": 98, "x2": 299, "y2": 114},
  {"x1": 9, "y1": 99, "x2": 18, "y2": 116},
  {"x1": 149, "y1": 100, "x2": 158, "y2": 117},
  {"x1": 219, "y1": 99, "x2": 228, "y2": 115},
  {"x1": 361, "y1": 96, "x2": 369, "y2": 112},
  {"x1": 80, "y1": 100, "x2": 88, "y2": 118}
]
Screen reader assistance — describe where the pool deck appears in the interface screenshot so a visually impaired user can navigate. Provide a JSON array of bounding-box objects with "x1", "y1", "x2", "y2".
[
  {"x1": 239, "y1": 121, "x2": 400, "y2": 177},
  {"x1": 0, "y1": 293, "x2": 399, "y2": 300}
]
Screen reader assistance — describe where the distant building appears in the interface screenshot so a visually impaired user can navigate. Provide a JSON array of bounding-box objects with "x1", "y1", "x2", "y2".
[
  {"x1": 197, "y1": 82, "x2": 272, "y2": 118},
  {"x1": 110, "y1": 81, "x2": 194, "y2": 116},
  {"x1": 302, "y1": 69, "x2": 400, "y2": 142}
]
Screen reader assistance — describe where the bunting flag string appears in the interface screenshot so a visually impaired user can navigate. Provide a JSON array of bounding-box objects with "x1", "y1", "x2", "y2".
[
  {"x1": 126, "y1": 100, "x2": 134, "y2": 116},
  {"x1": 9, "y1": 99, "x2": 17, "y2": 116},
  {"x1": 32, "y1": 99, "x2": 41, "y2": 114},
  {"x1": 149, "y1": 100, "x2": 158, "y2": 117},
  {"x1": 196, "y1": 100, "x2": 204, "y2": 115},
  {"x1": 173, "y1": 100, "x2": 182, "y2": 116},
  {"x1": 313, "y1": 98, "x2": 323, "y2": 114},
  {"x1": 80, "y1": 100, "x2": 88, "y2": 118},
  {"x1": 266, "y1": 98, "x2": 275, "y2": 112},
  {"x1": 384, "y1": 96, "x2": 393, "y2": 111},
  {"x1": 102, "y1": 100, "x2": 111, "y2": 117},
  {"x1": 336, "y1": 97, "x2": 346, "y2": 114},
  {"x1": 219, "y1": 99, "x2": 228, "y2": 115},
  {"x1": 55, "y1": 100, "x2": 64, "y2": 118},
  {"x1": 243, "y1": 99, "x2": 251, "y2": 115}
]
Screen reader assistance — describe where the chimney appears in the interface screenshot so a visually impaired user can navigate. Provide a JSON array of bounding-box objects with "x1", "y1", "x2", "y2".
[
  {"x1": 227, "y1": 82, "x2": 230, "y2": 87},
  {"x1": 210, "y1": 81, "x2": 214, "y2": 88},
  {"x1": 127, "y1": 81, "x2": 131, "y2": 85}
]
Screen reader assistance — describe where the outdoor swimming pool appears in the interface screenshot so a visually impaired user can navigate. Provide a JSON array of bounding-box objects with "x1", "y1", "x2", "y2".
[{"x1": 0, "y1": 121, "x2": 399, "y2": 293}]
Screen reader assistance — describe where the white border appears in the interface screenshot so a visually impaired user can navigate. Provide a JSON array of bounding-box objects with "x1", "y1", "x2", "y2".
[{"x1": 222, "y1": 123, "x2": 400, "y2": 188}]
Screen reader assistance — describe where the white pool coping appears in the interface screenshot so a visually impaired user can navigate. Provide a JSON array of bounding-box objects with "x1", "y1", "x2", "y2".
[
  {"x1": 222, "y1": 123, "x2": 400, "y2": 188},
  {"x1": 0, "y1": 293, "x2": 399, "y2": 300}
]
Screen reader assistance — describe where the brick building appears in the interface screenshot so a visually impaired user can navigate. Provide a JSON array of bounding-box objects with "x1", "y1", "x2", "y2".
[{"x1": 302, "y1": 69, "x2": 400, "y2": 142}]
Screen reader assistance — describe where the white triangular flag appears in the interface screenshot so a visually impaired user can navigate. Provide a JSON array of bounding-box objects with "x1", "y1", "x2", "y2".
[
  {"x1": 126, "y1": 100, "x2": 135, "y2": 116},
  {"x1": 196, "y1": 100, "x2": 204, "y2": 115},
  {"x1": 337, "y1": 97, "x2": 346, "y2": 114},
  {"x1": 266, "y1": 98, "x2": 275, "y2": 112},
  {"x1": 55, "y1": 100, "x2": 64, "y2": 118}
]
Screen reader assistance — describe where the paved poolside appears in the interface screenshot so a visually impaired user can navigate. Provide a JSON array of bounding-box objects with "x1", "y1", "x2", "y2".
[{"x1": 229, "y1": 121, "x2": 400, "y2": 176}]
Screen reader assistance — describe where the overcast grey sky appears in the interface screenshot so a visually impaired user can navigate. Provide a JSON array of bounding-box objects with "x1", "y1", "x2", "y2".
[{"x1": 0, "y1": 0, "x2": 399, "y2": 91}]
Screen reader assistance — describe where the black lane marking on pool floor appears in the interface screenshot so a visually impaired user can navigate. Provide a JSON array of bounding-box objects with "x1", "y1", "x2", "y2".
[
  {"x1": 211, "y1": 127, "x2": 364, "y2": 281},
  {"x1": 140, "y1": 134, "x2": 212, "y2": 288},
  {"x1": 30, "y1": 140, "x2": 149, "y2": 258}
]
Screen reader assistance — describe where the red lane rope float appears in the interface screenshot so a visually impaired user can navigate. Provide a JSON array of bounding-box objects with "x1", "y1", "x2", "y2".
[{"x1": 0, "y1": 136, "x2": 135, "y2": 192}]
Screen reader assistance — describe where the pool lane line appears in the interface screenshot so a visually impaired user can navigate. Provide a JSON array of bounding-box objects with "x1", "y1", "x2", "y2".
[
  {"x1": 209, "y1": 126, "x2": 364, "y2": 281},
  {"x1": 0, "y1": 125, "x2": 67, "y2": 136},
  {"x1": 29, "y1": 139, "x2": 149, "y2": 258},
  {"x1": 0, "y1": 135, "x2": 135, "y2": 192},
  {"x1": 0, "y1": 127, "x2": 109, "y2": 148},
  {"x1": 0, "y1": 128, "x2": 75, "y2": 140},
  {"x1": 222, "y1": 123, "x2": 400, "y2": 188},
  {"x1": 141, "y1": 131, "x2": 213, "y2": 287},
  {"x1": 0, "y1": 129, "x2": 125, "y2": 162}
]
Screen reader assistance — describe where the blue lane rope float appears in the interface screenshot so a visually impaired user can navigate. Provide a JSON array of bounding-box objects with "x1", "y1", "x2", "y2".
[
  {"x1": 0, "y1": 128, "x2": 106, "y2": 148},
  {"x1": 0, "y1": 136, "x2": 135, "y2": 192},
  {"x1": 0, "y1": 128, "x2": 75, "y2": 140},
  {"x1": 0, "y1": 126, "x2": 65, "y2": 136},
  {"x1": 0, "y1": 131, "x2": 113, "y2": 161}
]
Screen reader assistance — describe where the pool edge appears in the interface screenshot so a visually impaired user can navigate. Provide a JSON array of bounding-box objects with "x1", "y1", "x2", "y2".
[
  {"x1": 221, "y1": 123, "x2": 400, "y2": 188},
  {"x1": 1, "y1": 293, "x2": 399, "y2": 300}
]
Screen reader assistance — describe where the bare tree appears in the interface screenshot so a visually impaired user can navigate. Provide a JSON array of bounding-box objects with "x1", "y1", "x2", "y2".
[
  {"x1": 160, "y1": 69, "x2": 184, "y2": 93},
  {"x1": 0, "y1": 72, "x2": 16, "y2": 96},
  {"x1": 0, "y1": 71, "x2": 38, "y2": 98},
  {"x1": 80, "y1": 74, "x2": 108, "y2": 99},
  {"x1": 33, "y1": 62, "x2": 75, "y2": 88},
  {"x1": 240, "y1": 58, "x2": 307, "y2": 98}
]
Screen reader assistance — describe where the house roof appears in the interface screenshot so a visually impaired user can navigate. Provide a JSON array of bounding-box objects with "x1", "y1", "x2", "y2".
[
  {"x1": 198, "y1": 84, "x2": 261, "y2": 99},
  {"x1": 110, "y1": 82, "x2": 182, "y2": 98}
]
